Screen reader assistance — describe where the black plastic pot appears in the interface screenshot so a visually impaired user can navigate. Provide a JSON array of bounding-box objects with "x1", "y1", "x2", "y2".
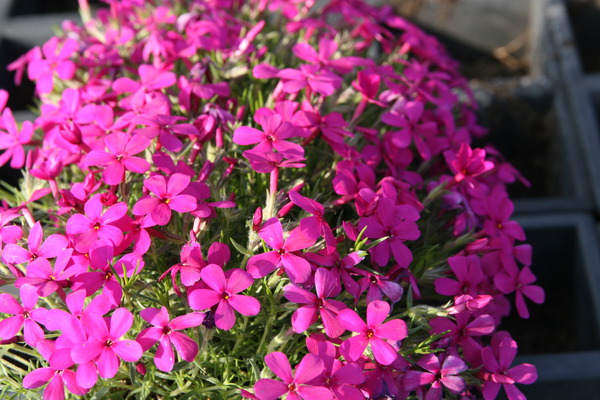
[
  {"x1": 498, "y1": 213, "x2": 600, "y2": 399},
  {"x1": 471, "y1": 75, "x2": 591, "y2": 214}
]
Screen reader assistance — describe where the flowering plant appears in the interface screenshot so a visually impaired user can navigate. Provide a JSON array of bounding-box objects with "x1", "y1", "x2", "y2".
[{"x1": 0, "y1": 0, "x2": 544, "y2": 399}]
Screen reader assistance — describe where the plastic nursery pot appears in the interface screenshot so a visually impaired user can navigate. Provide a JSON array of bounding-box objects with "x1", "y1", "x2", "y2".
[
  {"x1": 541, "y1": 0, "x2": 600, "y2": 214},
  {"x1": 403, "y1": 0, "x2": 544, "y2": 79},
  {"x1": 470, "y1": 75, "x2": 591, "y2": 214},
  {"x1": 497, "y1": 213, "x2": 600, "y2": 399}
]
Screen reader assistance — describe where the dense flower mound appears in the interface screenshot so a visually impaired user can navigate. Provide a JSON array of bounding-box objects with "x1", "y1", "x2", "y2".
[{"x1": 0, "y1": 0, "x2": 543, "y2": 399}]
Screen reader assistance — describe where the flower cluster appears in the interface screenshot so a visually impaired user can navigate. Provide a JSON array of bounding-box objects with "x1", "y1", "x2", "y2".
[{"x1": 0, "y1": 0, "x2": 542, "y2": 399}]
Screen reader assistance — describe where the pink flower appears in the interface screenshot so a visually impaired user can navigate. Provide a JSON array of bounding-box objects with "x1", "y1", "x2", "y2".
[
  {"x1": 15, "y1": 248, "x2": 77, "y2": 297},
  {"x1": 284, "y1": 268, "x2": 346, "y2": 338},
  {"x1": 357, "y1": 198, "x2": 420, "y2": 267},
  {"x1": 136, "y1": 307, "x2": 205, "y2": 372},
  {"x1": 133, "y1": 173, "x2": 198, "y2": 226},
  {"x1": 71, "y1": 308, "x2": 143, "y2": 380},
  {"x1": 434, "y1": 255, "x2": 484, "y2": 297},
  {"x1": 134, "y1": 114, "x2": 198, "y2": 152},
  {"x1": 246, "y1": 217, "x2": 316, "y2": 283},
  {"x1": 0, "y1": 284, "x2": 47, "y2": 346},
  {"x1": 444, "y1": 143, "x2": 494, "y2": 188},
  {"x1": 481, "y1": 332, "x2": 537, "y2": 400},
  {"x1": 308, "y1": 339, "x2": 365, "y2": 400},
  {"x1": 1, "y1": 221, "x2": 67, "y2": 268},
  {"x1": 233, "y1": 113, "x2": 304, "y2": 159},
  {"x1": 188, "y1": 264, "x2": 260, "y2": 330},
  {"x1": 23, "y1": 340, "x2": 88, "y2": 400},
  {"x1": 27, "y1": 37, "x2": 78, "y2": 94},
  {"x1": 0, "y1": 108, "x2": 35, "y2": 168},
  {"x1": 254, "y1": 352, "x2": 333, "y2": 400},
  {"x1": 337, "y1": 300, "x2": 407, "y2": 365},
  {"x1": 289, "y1": 191, "x2": 337, "y2": 253},
  {"x1": 494, "y1": 266, "x2": 544, "y2": 319},
  {"x1": 66, "y1": 194, "x2": 128, "y2": 253},
  {"x1": 85, "y1": 132, "x2": 151, "y2": 185},
  {"x1": 404, "y1": 354, "x2": 467, "y2": 399},
  {"x1": 277, "y1": 64, "x2": 342, "y2": 97}
]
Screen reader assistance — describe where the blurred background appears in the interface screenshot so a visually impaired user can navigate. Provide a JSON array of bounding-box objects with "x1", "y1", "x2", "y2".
[{"x1": 1, "y1": 0, "x2": 600, "y2": 397}]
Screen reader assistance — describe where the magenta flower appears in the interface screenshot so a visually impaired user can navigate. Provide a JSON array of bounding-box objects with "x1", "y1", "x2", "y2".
[
  {"x1": 337, "y1": 300, "x2": 407, "y2": 365},
  {"x1": 23, "y1": 340, "x2": 88, "y2": 400},
  {"x1": 277, "y1": 64, "x2": 342, "y2": 97},
  {"x1": 71, "y1": 308, "x2": 143, "y2": 380},
  {"x1": 444, "y1": 142, "x2": 495, "y2": 188},
  {"x1": 85, "y1": 132, "x2": 151, "y2": 185},
  {"x1": 381, "y1": 100, "x2": 439, "y2": 159},
  {"x1": 0, "y1": 108, "x2": 35, "y2": 168},
  {"x1": 434, "y1": 255, "x2": 484, "y2": 297},
  {"x1": 134, "y1": 114, "x2": 198, "y2": 152},
  {"x1": 136, "y1": 307, "x2": 205, "y2": 372},
  {"x1": 429, "y1": 312, "x2": 495, "y2": 365},
  {"x1": 1, "y1": 221, "x2": 67, "y2": 268},
  {"x1": 188, "y1": 264, "x2": 260, "y2": 330},
  {"x1": 27, "y1": 37, "x2": 77, "y2": 94},
  {"x1": 357, "y1": 198, "x2": 420, "y2": 267},
  {"x1": 15, "y1": 248, "x2": 77, "y2": 297},
  {"x1": 246, "y1": 217, "x2": 316, "y2": 283},
  {"x1": 481, "y1": 332, "x2": 537, "y2": 400},
  {"x1": 494, "y1": 266, "x2": 545, "y2": 319},
  {"x1": 357, "y1": 272, "x2": 404, "y2": 304},
  {"x1": 306, "y1": 250, "x2": 363, "y2": 300},
  {"x1": 233, "y1": 113, "x2": 304, "y2": 159},
  {"x1": 0, "y1": 284, "x2": 47, "y2": 346},
  {"x1": 133, "y1": 173, "x2": 197, "y2": 226},
  {"x1": 66, "y1": 194, "x2": 128, "y2": 252},
  {"x1": 243, "y1": 150, "x2": 306, "y2": 173},
  {"x1": 308, "y1": 339, "x2": 365, "y2": 400},
  {"x1": 404, "y1": 353, "x2": 468, "y2": 399},
  {"x1": 289, "y1": 191, "x2": 337, "y2": 253},
  {"x1": 283, "y1": 268, "x2": 346, "y2": 338},
  {"x1": 254, "y1": 352, "x2": 333, "y2": 400}
]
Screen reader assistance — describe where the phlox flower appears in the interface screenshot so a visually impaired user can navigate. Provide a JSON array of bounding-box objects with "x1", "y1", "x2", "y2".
[
  {"x1": 481, "y1": 332, "x2": 537, "y2": 400},
  {"x1": 494, "y1": 266, "x2": 544, "y2": 319},
  {"x1": 306, "y1": 250, "x2": 363, "y2": 300},
  {"x1": 357, "y1": 198, "x2": 420, "y2": 267},
  {"x1": 15, "y1": 248, "x2": 77, "y2": 297},
  {"x1": 254, "y1": 352, "x2": 333, "y2": 400},
  {"x1": 444, "y1": 142, "x2": 495, "y2": 188},
  {"x1": 289, "y1": 191, "x2": 337, "y2": 253},
  {"x1": 283, "y1": 268, "x2": 346, "y2": 338},
  {"x1": 0, "y1": 107, "x2": 35, "y2": 168},
  {"x1": 0, "y1": 284, "x2": 47, "y2": 346},
  {"x1": 133, "y1": 173, "x2": 197, "y2": 226},
  {"x1": 134, "y1": 114, "x2": 198, "y2": 152},
  {"x1": 277, "y1": 64, "x2": 342, "y2": 97},
  {"x1": 357, "y1": 272, "x2": 403, "y2": 305},
  {"x1": 337, "y1": 300, "x2": 407, "y2": 365},
  {"x1": 308, "y1": 340, "x2": 365, "y2": 400},
  {"x1": 188, "y1": 264, "x2": 260, "y2": 330},
  {"x1": 1, "y1": 221, "x2": 68, "y2": 268},
  {"x1": 136, "y1": 307, "x2": 205, "y2": 372},
  {"x1": 246, "y1": 217, "x2": 316, "y2": 283},
  {"x1": 429, "y1": 311, "x2": 495, "y2": 365},
  {"x1": 434, "y1": 255, "x2": 484, "y2": 297},
  {"x1": 85, "y1": 132, "x2": 151, "y2": 185},
  {"x1": 403, "y1": 353, "x2": 468, "y2": 399},
  {"x1": 23, "y1": 340, "x2": 88, "y2": 400},
  {"x1": 27, "y1": 37, "x2": 77, "y2": 94},
  {"x1": 71, "y1": 308, "x2": 143, "y2": 380},
  {"x1": 233, "y1": 112, "x2": 304, "y2": 159},
  {"x1": 66, "y1": 194, "x2": 128, "y2": 252}
]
